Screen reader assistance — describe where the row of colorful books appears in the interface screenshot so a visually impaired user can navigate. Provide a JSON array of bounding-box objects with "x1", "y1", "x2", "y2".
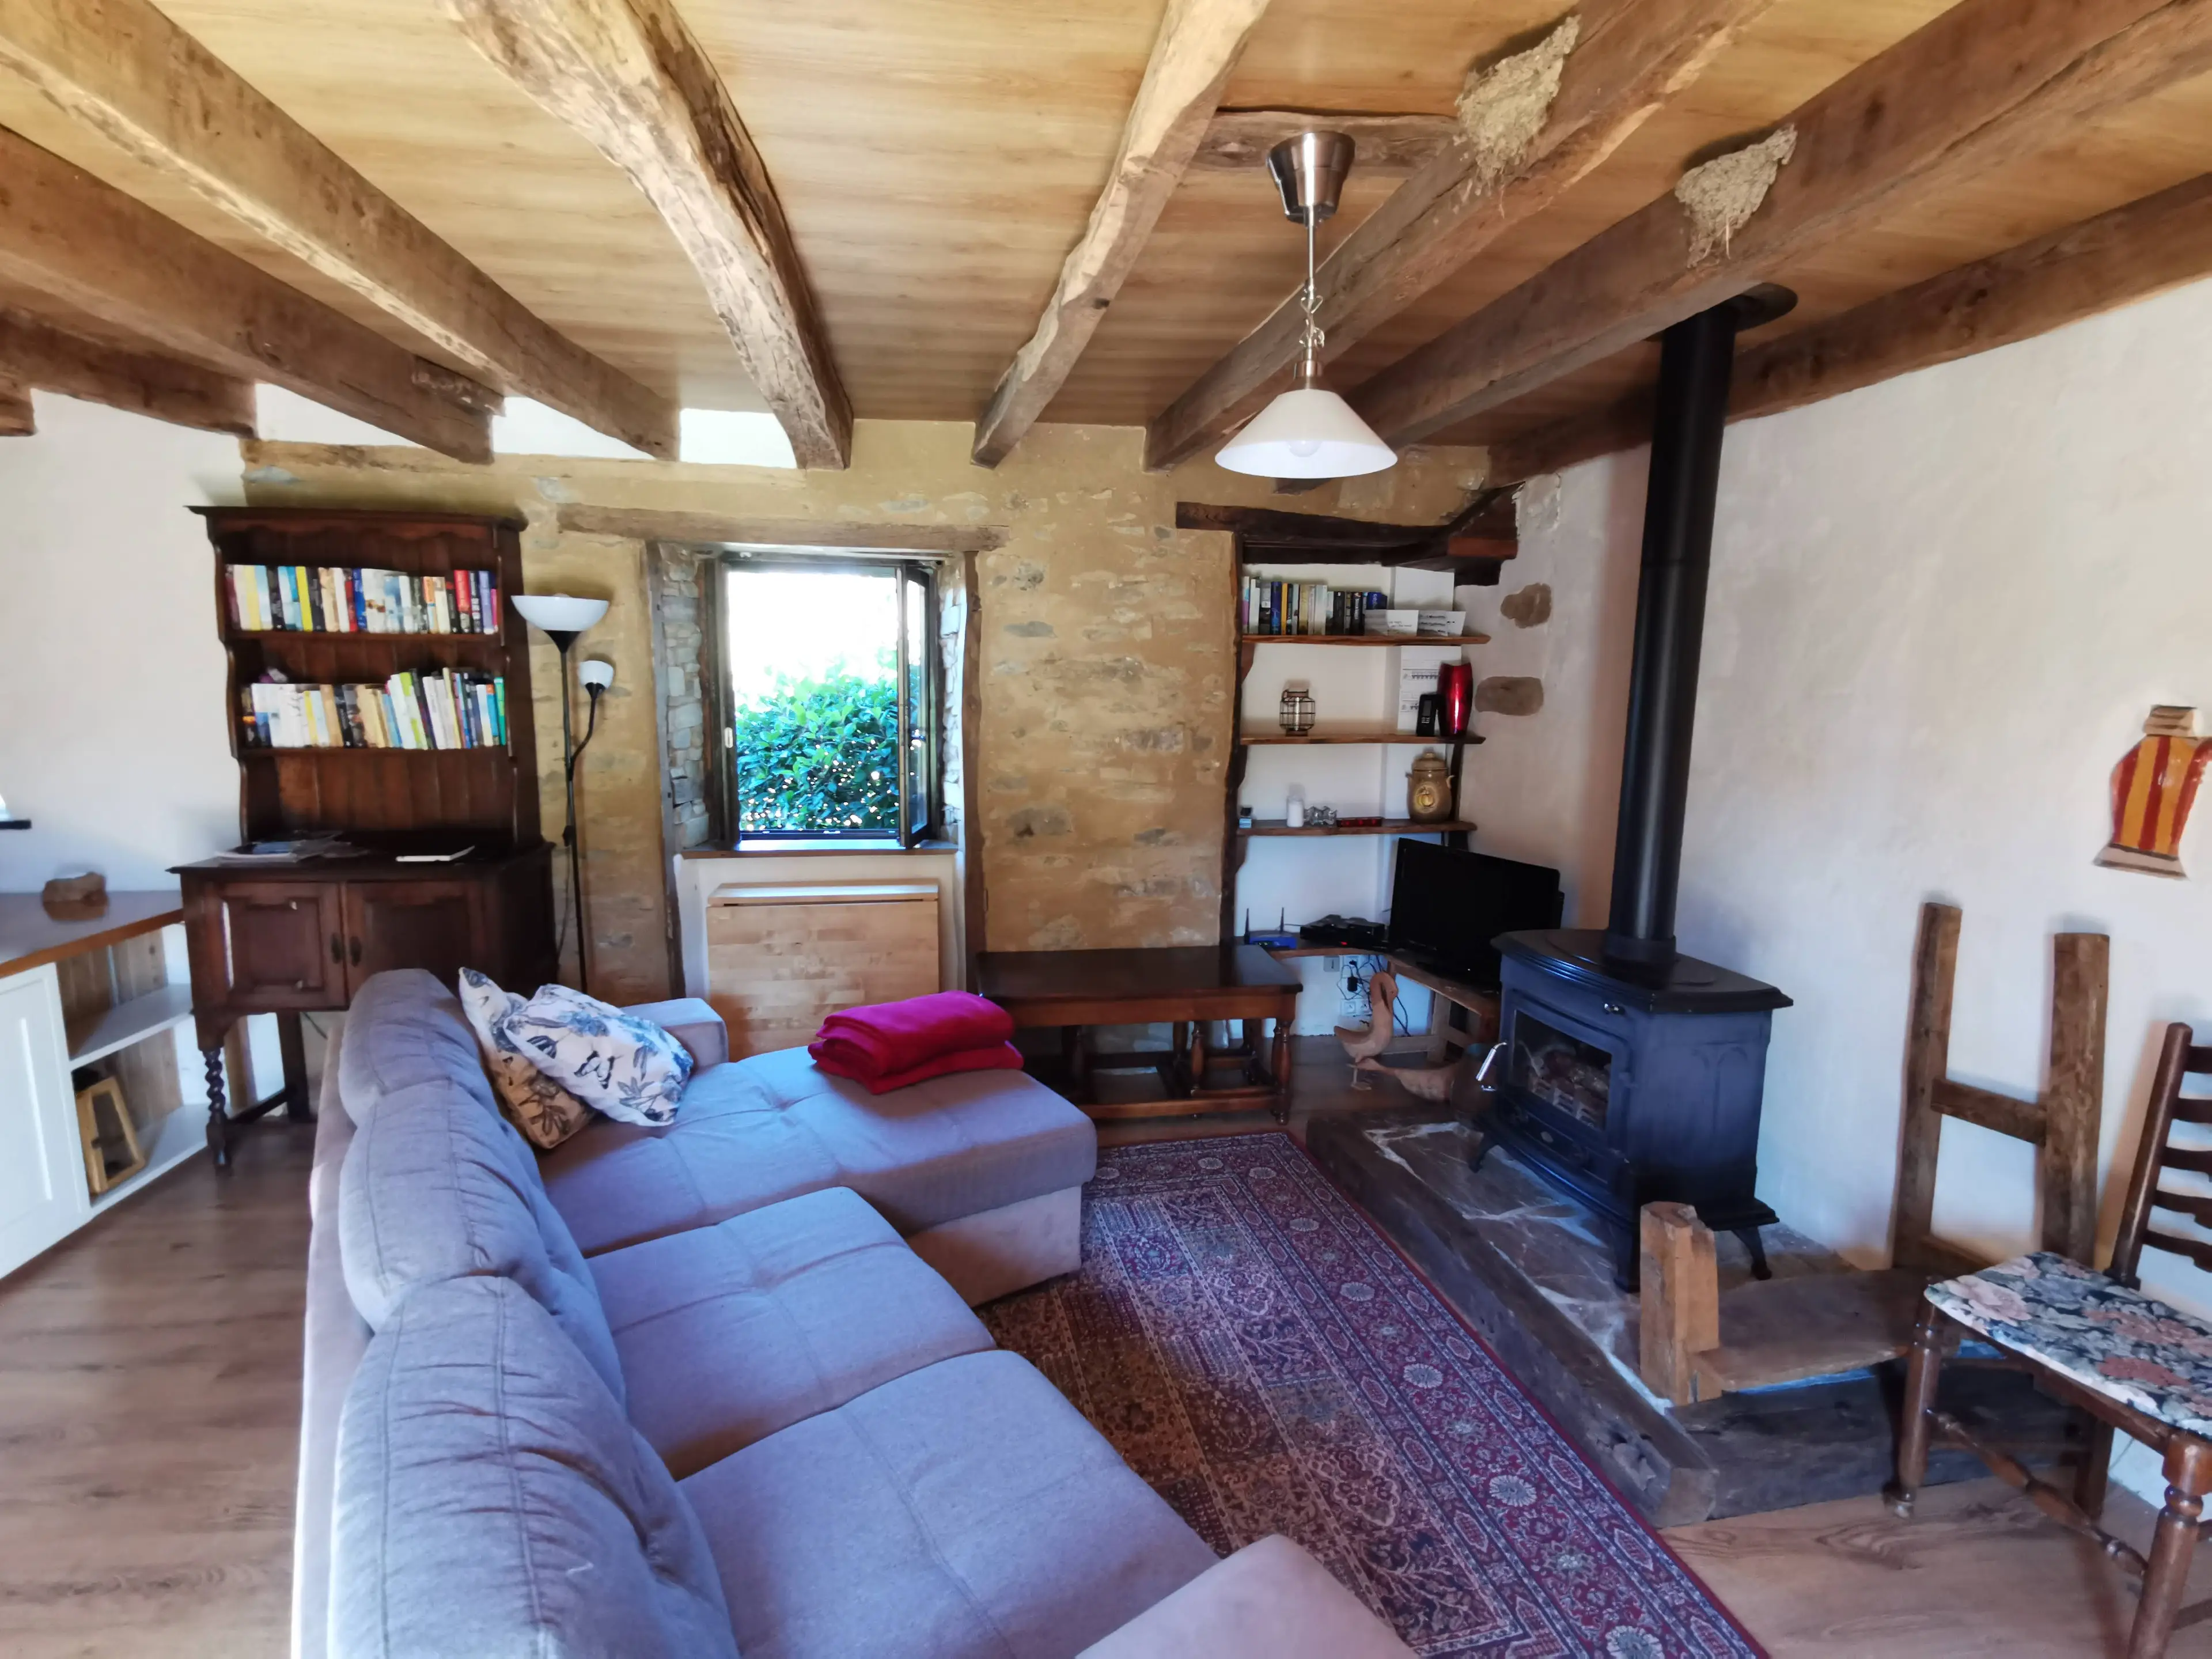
[
  {"x1": 240, "y1": 671, "x2": 509, "y2": 751},
  {"x1": 226, "y1": 563, "x2": 503, "y2": 635},
  {"x1": 1241, "y1": 580, "x2": 1391, "y2": 637}
]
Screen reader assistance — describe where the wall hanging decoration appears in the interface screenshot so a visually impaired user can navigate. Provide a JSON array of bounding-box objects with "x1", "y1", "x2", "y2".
[
  {"x1": 1279, "y1": 680, "x2": 1316, "y2": 735},
  {"x1": 2096, "y1": 705, "x2": 2207, "y2": 878}
]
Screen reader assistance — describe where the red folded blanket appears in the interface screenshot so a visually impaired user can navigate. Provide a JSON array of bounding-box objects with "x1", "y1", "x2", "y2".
[{"x1": 808, "y1": 991, "x2": 1020, "y2": 1094}]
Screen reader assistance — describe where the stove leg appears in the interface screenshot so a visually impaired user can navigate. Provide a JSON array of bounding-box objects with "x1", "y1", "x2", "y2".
[{"x1": 1731, "y1": 1225, "x2": 1773, "y2": 1281}]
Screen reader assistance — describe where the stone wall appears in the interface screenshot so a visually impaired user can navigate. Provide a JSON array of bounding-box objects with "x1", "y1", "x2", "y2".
[
  {"x1": 240, "y1": 421, "x2": 1482, "y2": 999},
  {"x1": 651, "y1": 544, "x2": 713, "y2": 850}
]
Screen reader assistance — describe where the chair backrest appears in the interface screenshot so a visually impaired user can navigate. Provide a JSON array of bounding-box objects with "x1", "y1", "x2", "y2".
[
  {"x1": 1893, "y1": 902, "x2": 2108, "y2": 1274},
  {"x1": 2108, "y1": 1023, "x2": 2212, "y2": 1287}
]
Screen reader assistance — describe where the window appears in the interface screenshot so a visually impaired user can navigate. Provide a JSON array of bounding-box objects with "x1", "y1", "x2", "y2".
[{"x1": 711, "y1": 558, "x2": 941, "y2": 846}]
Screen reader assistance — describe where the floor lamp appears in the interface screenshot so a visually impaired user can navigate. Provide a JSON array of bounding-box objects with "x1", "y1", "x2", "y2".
[{"x1": 512, "y1": 594, "x2": 611, "y2": 993}]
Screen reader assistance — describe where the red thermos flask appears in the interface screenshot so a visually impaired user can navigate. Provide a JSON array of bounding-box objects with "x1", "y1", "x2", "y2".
[{"x1": 1437, "y1": 661, "x2": 1473, "y2": 736}]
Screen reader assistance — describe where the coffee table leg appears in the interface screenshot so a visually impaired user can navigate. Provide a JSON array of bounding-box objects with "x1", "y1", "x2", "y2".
[
  {"x1": 1270, "y1": 1014, "x2": 1293, "y2": 1123},
  {"x1": 1061, "y1": 1025, "x2": 1092, "y2": 1103}
]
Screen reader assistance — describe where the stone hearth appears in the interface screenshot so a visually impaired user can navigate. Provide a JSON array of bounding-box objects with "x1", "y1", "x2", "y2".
[{"x1": 1307, "y1": 1108, "x2": 2080, "y2": 1526}]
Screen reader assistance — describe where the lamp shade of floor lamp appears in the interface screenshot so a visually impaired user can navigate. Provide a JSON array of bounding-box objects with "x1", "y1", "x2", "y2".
[{"x1": 513, "y1": 594, "x2": 610, "y2": 991}]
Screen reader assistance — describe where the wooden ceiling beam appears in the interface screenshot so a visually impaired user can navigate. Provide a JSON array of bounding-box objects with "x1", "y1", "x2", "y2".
[
  {"x1": 1351, "y1": 0, "x2": 2212, "y2": 448},
  {"x1": 1191, "y1": 109, "x2": 1458, "y2": 176},
  {"x1": 0, "y1": 306, "x2": 255, "y2": 435},
  {"x1": 0, "y1": 128, "x2": 493, "y2": 459},
  {"x1": 0, "y1": 0, "x2": 676, "y2": 457},
  {"x1": 0, "y1": 376, "x2": 31, "y2": 435},
  {"x1": 1488, "y1": 170, "x2": 2212, "y2": 482},
  {"x1": 1143, "y1": 0, "x2": 1774, "y2": 474},
  {"x1": 971, "y1": 0, "x2": 1274, "y2": 468},
  {"x1": 447, "y1": 0, "x2": 850, "y2": 468}
]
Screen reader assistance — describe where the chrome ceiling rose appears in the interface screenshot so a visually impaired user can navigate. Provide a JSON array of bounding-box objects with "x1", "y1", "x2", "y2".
[{"x1": 1266, "y1": 131, "x2": 1355, "y2": 225}]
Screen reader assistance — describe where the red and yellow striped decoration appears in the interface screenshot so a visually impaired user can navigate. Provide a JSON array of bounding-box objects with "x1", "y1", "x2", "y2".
[{"x1": 2097, "y1": 707, "x2": 2207, "y2": 878}]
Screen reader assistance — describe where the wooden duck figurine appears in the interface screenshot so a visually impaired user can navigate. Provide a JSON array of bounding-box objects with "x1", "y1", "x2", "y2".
[{"x1": 1335, "y1": 971, "x2": 1398, "y2": 1087}]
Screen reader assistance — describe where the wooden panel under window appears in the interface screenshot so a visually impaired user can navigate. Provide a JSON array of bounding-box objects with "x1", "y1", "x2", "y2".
[{"x1": 705, "y1": 883, "x2": 940, "y2": 1059}]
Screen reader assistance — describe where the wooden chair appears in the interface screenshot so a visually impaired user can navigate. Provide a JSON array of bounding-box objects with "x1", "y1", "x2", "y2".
[{"x1": 1887, "y1": 1023, "x2": 2212, "y2": 1658}]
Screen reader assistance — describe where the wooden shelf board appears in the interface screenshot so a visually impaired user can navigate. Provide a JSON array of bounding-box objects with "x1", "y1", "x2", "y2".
[
  {"x1": 1240, "y1": 633, "x2": 1488, "y2": 647},
  {"x1": 241, "y1": 747, "x2": 513, "y2": 759},
  {"x1": 1240, "y1": 818, "x2": 1476, "y2": 837},
  {"x1": 67, "y1": 983, "x2": 194, "y2": 1067},
  {"x1": 1238, "y1": 726, "x2": 1482, "y2": 746}
]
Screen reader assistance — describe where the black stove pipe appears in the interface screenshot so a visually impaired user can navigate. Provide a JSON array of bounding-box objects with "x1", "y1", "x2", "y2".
[{"x1": 1602, "y1": 299, "x2": 1749, "y2": 967}]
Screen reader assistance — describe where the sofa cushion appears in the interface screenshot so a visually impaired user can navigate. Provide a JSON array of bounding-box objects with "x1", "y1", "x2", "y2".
[
  {"x1": 340, "y1": 1079, "x2": 625, "y2": 1408},
  {"x1": 590, "y1": 1186, "x2": 995, "y2": 1478},
  {"x1": 680, "y1": 1350, "x2": 1215, "y2": 1659},
  {"x1": 459, "y1": 968, "x2": 594, "y2": 1150},
  {"x1": 336, "y1": 968, "x2": 496, "y2": 1126},
  {"x1": 506, "y1": 983, "x2": 694, "y2": 1126},
  {"x1": 332, "y1": 1277, "x2": 737, "y2": 1659},
  {"x1": 540, "y1": 1047, "x2": 1096, "y2": 1256}
]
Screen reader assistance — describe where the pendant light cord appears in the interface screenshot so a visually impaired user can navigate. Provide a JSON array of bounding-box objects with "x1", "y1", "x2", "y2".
[{"x1": 1299, "y1": 211, "x2": 1325, "y2": 388}]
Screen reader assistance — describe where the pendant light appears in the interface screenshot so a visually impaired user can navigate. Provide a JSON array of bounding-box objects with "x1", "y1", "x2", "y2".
[{"x1": 1216, "y1": 131, "x2": 1396, "y2": 480}]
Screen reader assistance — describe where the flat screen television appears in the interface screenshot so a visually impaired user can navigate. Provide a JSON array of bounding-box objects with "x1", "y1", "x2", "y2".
[{"x1": 1387, "y1": 840, "x2": 1564, "y2": 987}]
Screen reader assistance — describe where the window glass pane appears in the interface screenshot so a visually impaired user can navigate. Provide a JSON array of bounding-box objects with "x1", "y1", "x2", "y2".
[
  {"x1": 905, "y1": 574, "x2": 929, "y2": 836},
  {"x1": 725, "y1": 567, "x2": 900, "y2": 834}
]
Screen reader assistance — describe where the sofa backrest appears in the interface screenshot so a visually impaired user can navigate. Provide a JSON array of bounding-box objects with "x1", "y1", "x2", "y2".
[
  {"x1": 338, "y1": 969, "x2": 496, "y2": 1126},
  {"x1": 331, "y1": 1276, "x2": 738, "y2": 1659},
  {"x1": 340, "y1": 1078, "x2": 626, "y2": 1407}
]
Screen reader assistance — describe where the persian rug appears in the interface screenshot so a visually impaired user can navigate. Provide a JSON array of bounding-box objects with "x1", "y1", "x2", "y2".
[{"x1": 981, "y1": 1132, "x2": 1761, "y2": 1659}]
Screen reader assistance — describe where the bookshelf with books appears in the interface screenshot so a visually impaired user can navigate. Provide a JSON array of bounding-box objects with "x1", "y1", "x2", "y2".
[{"x1": 176, "y1": 507, "x2": 556, "y2": 1166}]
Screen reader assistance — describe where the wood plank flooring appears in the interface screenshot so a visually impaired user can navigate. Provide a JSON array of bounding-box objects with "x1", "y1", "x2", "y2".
[
  {"x1": 5, "y1": 1064, "x2": 2212, "y2": 1656},
  {"x1": 0, "y1": 1121, "x2": 313, "y2": 1659}
]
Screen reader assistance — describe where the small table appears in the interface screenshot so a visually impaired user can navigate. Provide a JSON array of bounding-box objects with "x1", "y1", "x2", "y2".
[{"x1": 977, "y1": 945, "x2": 1303, "y2": 1122}]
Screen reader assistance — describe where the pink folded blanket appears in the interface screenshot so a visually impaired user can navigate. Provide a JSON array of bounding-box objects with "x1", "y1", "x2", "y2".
[{"x1": 808, "y1": 990, "x2": 1021, "y2": 1093}]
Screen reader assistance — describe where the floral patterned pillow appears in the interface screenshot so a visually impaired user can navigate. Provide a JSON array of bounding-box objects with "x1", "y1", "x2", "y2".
[
  {"x1": 505, "y1": 983, "x2": 695, "y2": 1127},
  {"x1": 455, "y1": 969, "x2": 595, "y2": 1150}
]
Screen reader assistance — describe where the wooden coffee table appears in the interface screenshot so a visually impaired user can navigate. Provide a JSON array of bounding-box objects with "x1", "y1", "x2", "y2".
[{"x1": 976, "y1": 945, "x2": 1303, "y2": 1122}]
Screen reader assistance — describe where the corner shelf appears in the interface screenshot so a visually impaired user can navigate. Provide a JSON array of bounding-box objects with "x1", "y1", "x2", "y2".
[
  {"x1": 1238, "y1": 725, "x2": 1483, "y2": 747},
  {"x1": 1240, "y1": 632, "x2": 1489, "y2": 647},
  {"x1": 1240, "y1": 817, "x2": 1477, "y2": 838}
]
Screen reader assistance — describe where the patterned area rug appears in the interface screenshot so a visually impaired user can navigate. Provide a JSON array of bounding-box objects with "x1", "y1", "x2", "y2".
[{"x1": 981, "y1": 1132, "x2": 1760, "y2": 1658}]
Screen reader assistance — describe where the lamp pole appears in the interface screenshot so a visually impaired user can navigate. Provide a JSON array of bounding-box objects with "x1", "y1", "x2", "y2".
[{"x1": 512, "y1": 595, "x2": 610, "y2": 994}]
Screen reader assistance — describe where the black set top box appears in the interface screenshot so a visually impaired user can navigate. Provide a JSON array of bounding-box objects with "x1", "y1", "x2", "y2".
[{"x1": 1299, "y1": 915, "x2": 1388, "y2": 949}]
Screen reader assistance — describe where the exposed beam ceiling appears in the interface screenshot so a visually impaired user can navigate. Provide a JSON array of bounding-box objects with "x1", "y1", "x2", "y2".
[
  {"x1": 0, "y1": 128, "x2": 494, "y2": 459},
  {"x1": 1190, "y1": 109, "x2": 1458, "y2": 176},
  {"x1": 0, "y1": 305, "x2": 255, "y2": 435},
  {"x1": 971, "y1": 0, "x2": 1274, "y2": 468},
  {"x1": 446, "y1": 0, "x2": 850, "y2": 468},
  {"x1": 0, "y1": 375, "x2": 29, "y2": 434},
  {"x1": 0, "y1": 0, "x2": 676, "y2": 457},
  {"x1": 1143, "y1": 0, "x2": 1775, "y2": 474},
  {"x1": 1490, "y1": 171, "x2": 2212, "y2": 482},
  {"x1": 1351, "y1": 0, "x2": 2212, "y2": 448},
  {"x1": 557, "y1": 503, "x2": 1006, "y2": 552}
]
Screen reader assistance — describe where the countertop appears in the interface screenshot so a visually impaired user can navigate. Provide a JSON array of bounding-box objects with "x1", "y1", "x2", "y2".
[{"x1": 0, "y1": 891, "x2": 184, "y2": 979}]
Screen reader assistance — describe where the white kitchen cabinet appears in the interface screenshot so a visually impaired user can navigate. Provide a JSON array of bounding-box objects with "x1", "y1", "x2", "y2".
[{"x1": 0, "y1": 964, "x2": 89, "y2": 1277}]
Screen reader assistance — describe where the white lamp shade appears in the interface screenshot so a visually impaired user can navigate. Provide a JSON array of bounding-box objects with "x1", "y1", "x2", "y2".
[
  {"x1": 577, "y1": 658, "x2": 615, "y2": 691},
  {"x1": 1215, "y1": 387, "x2": 1396, "y2": 479},
  {"x1": 512, "y1": 593, "x2": 609, "y2": 635}
]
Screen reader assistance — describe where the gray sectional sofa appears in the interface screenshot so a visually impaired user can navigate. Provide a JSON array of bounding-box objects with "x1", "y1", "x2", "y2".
[{"x1": 296, "y1": 969, "x2": 1412, "y2": 1658}]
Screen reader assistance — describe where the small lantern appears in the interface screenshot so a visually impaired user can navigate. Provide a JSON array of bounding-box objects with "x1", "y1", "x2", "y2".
[{"x1": 1279, "y1": 680, "x2": 1316, "y2": 736}]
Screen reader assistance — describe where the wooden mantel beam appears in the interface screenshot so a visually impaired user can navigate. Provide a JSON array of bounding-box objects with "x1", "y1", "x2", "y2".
[
  {"x1": 447, "y1": 0, "x2": 851, "y2": 469},
  {"x1": 1351, "y1": 0, "x2": 2212, "y2": 449},
  {"x1": 0, "y1": 128, "x2": 493, "y2": 459},
  {"x1": 0, "y1": 307, "x2": 256, "y2": 435},
  {"x1": 971, "y1": 0, "x2": 1274, "y2": 468},
  {"x1": 1143, "y1": 0, "x2": 1774, "y2": 474},
  {"x1": 0, "y1": 0, "x2": 676, "y2": 458},
  {"x1": 1487, "y1": 171, "x2": 2212, "y2": 482}
]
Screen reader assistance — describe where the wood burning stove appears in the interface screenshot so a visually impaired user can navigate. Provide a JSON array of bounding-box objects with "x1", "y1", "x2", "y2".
[{"x1": 1475, "y1": 288, "x2": 1796, "y2": 1288}]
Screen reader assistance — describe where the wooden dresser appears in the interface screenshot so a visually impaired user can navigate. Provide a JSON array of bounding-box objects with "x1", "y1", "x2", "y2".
[{"x1": 176, "y1": 507, "x2": 556, "y2": 1163}]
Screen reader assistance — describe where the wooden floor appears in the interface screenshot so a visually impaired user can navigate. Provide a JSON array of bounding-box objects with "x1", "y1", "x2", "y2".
[
  {"x1": 0, "y1": 1121, "x2": 313, "y2": 1659},
  {"x1": 6, "y1": 1067, "x2": 2212, "y2": 1656}
]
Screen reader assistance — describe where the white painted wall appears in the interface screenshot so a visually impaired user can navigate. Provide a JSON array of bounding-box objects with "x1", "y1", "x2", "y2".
[
  {"x1": 0, "y1": 393, "x2": 245, "y2": 888},
  {"x1": 1468, "y1": 278, "x2": 2212, "y2": 1498}
]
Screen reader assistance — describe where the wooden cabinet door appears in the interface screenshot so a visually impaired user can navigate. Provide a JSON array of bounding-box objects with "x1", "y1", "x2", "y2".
[
  {"x1": 217, "y1": 882, "x2": 345, "y2": 1007},
  {"x1": 0, "y1": 969, "x2": 88, "y2": 1278},
  {"x1": 342, "y1": 880, "x2": 482, "y2": 994}
]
